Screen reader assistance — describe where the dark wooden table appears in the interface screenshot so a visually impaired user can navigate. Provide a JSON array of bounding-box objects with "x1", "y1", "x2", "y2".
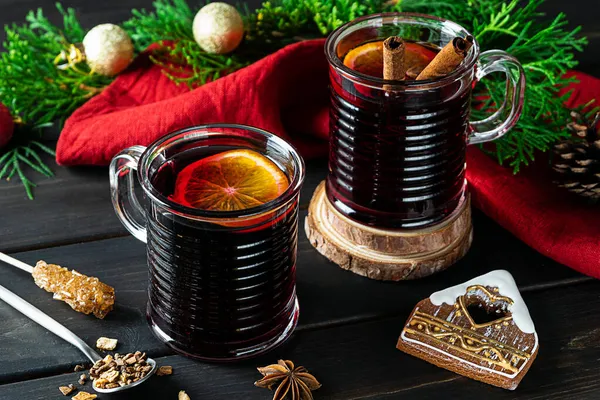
[{"x1": 1, "y1": 1, "x2": 599, "y2": 399}]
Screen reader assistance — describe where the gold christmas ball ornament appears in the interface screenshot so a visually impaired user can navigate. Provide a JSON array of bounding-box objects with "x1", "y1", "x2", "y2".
[
  {"x1": 192, "y1": 2, "x2": 244, "y2": 54},
  {"x1": 82, "y1": 24, "x2": 134, "y2": 76}
]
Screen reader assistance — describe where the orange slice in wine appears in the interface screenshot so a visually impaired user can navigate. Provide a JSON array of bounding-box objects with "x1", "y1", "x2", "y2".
[
  {"x1": 343, "y1": 41, "x2": 384, "y2": 78},
  {"x1": 171, "y1": 149, "x2": 289, "y2": 211},
  {"x1": 343, "y1": 40, "x2": 437, "y2": 79}
]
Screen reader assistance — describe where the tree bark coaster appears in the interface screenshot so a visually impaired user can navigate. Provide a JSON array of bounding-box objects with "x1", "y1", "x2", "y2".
[{"x1": 304, "y1": 181, "x2": 472, "y2": 281}]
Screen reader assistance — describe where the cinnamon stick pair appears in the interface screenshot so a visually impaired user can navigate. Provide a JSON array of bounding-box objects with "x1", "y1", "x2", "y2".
[{"x1": 382, "y1": 35, "x2": 474, "y2": 82}]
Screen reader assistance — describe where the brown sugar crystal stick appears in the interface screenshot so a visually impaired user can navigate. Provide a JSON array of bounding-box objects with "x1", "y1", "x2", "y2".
[
  {"x1": 416, "y1": 35, "x2": 474, "y2": 81},
  {"x1": 0, "y1": 252, "x2": 115, "y2": 319},
  {"x1": 383, "y1": 36, "x2": 407, "y2": 81}
]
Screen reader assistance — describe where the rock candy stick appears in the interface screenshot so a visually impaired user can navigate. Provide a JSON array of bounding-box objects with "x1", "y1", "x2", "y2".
[
  {"x1": 0, "y1": 252, "x2": 115, "y2": 319},
  {"x1": 31, "y1": 261, "x2": 114, "y2": 319}
]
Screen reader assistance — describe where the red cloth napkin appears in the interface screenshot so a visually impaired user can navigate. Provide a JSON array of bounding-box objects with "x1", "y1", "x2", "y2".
[
  {"x1": 467, "y1": 71, "x2": 600, "y2": 278},
  {"x1": 58, "y1": 40, "x2": 330, "y2": 164},
  {"x1": 57, "y1": 39, "x2": 600, "y2": 278}
]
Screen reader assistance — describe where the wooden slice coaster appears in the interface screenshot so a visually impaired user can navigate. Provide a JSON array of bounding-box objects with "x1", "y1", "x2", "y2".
[{"x1": 304, "y1": 181, "x2": 472, "y2": 281}]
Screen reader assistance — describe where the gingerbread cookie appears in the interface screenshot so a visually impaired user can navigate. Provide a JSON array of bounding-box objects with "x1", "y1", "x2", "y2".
[{"x1": 397, "y1": 270, "x2": 538, "y2": 390}]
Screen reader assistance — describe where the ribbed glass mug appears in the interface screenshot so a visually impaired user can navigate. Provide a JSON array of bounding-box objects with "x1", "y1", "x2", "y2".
[
  {"x1": 326, "y1": 13, "x2": 525, "y2": 229},
  {"x1": 109, "y1": 124, "x2": 305, "y2": 361}
]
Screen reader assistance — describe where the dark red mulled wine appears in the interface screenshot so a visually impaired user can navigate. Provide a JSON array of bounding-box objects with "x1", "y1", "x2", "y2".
[
  {"x1": 325, "y1": 14, "x2": 526, "y2": 230},
  {"x1": 327, "y1": 38, "x2": 471, "y2": 229},
  {"x1": 146, "y1": 147, "x2": 299, "y2": 360},
  {"x1": 107, "y1": 125, "x2": 306, "y2": 361}
]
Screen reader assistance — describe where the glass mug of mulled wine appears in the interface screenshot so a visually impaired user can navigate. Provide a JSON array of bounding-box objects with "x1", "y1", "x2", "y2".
[
  {"x1": 326, "y1": 13, "x2": 525, "y2": 229},
  {"x1": 109, "y1": 124, "x2": 305, "y2": 360}
]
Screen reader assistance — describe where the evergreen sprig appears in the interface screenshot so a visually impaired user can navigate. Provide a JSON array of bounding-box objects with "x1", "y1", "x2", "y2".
[
  {"x1": 393, "y1": 0, "x2": 588, "y2": 171},
  {"x1": 0, "y1": 140, "x2": 55, "y2": 199},
  {"x1": 245, "y1": 0, "x2": 383, "y2": 41},
  {"x1": 131, "y1": 0, "x2": 585, "y2": 171},
  {"x1": 0, "y1": 0, "x2": 589, "y2": 199},
  {"x1": 0, "y1": 4, "x2": 110, "y2": 197},
  {"x1": 124, "y1": 0, "x2": 251, "y2": 87},
  {"x1": 125, "y1": 0, "x2": 195, "y2": 50},
  {"x1": 0, "y1": 4, "x2": 110, "y2": 126},
  {"x1": 244, "y1": 0, "x2": 587, "y2": 171}
]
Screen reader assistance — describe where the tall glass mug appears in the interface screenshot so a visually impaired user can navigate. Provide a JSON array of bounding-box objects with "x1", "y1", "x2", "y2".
[
  {"x1": 109, "y1": 124, "x2": 305, "y2": 361},
  {"x1": 326, "y1": 13, "x2": 525, "y2": 229}
]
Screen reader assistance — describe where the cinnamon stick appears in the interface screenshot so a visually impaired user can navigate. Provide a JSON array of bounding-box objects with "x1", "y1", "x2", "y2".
[
  {"x1": 383, "y1": 36, "x2": 406, "y2": 81},
  {"x1": 416, "y1": 35, "x2": 474, "y2": 81}
]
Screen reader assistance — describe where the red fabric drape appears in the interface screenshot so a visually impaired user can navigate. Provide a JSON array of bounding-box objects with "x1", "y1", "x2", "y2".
[{"x1": 57, "y1": 39, "x2": 600, "y2": 278}]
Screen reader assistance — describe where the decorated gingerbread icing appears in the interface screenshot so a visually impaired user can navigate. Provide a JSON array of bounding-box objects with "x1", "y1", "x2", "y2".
[{"x1": 397, "y1": 270, "x2": 538, "y2": 390}]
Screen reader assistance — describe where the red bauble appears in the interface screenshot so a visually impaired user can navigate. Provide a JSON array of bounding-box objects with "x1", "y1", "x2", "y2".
[{"x1": 0, "y1": 104, "x2": 14, "y2": 149}]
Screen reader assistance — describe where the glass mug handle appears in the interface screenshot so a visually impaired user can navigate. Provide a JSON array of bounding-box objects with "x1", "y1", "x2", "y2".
[
  {"x1": 468, "y1": 50, "x2": 526, "y2": 145},
  {"x1": 109, "y1": 145, "x2": 148, "y2": 243}
]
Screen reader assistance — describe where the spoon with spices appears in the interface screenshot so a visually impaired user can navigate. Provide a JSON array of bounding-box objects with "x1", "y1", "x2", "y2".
[{"x1": 0, "y1": 283, "x2": 156, "y2": 394}]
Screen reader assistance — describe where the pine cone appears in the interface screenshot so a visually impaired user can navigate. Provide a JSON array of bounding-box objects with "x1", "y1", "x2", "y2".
[{"x1": 553, "y1": 111, "x2": 600, "y2": 202}]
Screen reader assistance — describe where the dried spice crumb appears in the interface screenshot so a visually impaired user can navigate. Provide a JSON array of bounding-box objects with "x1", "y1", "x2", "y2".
[
  {"x1": 78, "y1": 373, "x2": 87, "y2": 385},
  {"x1": 179, "y1": 391, "x2": 191, "y2": 400},
  {"x1": 74, "y1": 364, "x2": 86, "y2": 372},
  {"x1": 72, "y1": 392, "x2": 97, "y2": 400},
  {"x1": 156, "y1": 366, "x2": 173, "y2": 376},
  {"x1": 58, "y1": 384, "x2": 75, "y2": 395},
  {"x1": 96, "y1": 337, "x2": 118, "y2": 351},
  {"x1": 90, "y1": 352, "x2": 152, "y2": 389}
]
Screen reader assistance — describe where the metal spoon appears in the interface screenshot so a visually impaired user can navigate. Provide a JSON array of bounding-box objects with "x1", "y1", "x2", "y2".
[{"x1": 0, "y1": 282, "x2": 157, "y2": 393}]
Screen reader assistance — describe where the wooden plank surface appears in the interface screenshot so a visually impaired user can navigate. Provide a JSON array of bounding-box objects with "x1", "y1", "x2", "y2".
[
  {"x1": 0, "y1": 149, "x2": 126, "y2": 253},
  {"x1": 2, "y1": 280, "x2": 600, "y2": 399},
  {"x1": 0, "y1": 206, "x2": 587, "y2": 383}
]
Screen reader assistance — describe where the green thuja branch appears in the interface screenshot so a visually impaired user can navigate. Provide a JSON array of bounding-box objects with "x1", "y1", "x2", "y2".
[
  {"x1": 125, "y1": 0, "x2": 390, "y2": 88},
  {"x1": 393, "y1": 0, "x2": 587, "y2": 171},
  {"x1": 0, "y1": 4, "x2": 110, "y2": 126},
  {"x1": 246, "y1": 0, "x2": 385, "y2": 39},
  {"x1": 0, "y1": 0, "x2": 590, "y2": 200},
  {"x1": 124, "y1": 0, "x2": 251, "y2": 87},
  {"x1": 0, "y1": 4, "x2": 110, "y2": 198},
  {"x1": 134, "y1": 0, "x2": 584, "y2": 171},
  {"x1": 308, "y1": 0, "x2": 383, "y2": 34},
  {"x1": 125, "y1": 0, "x2": 195, "y2": 50},
  {"x1": 0, "y1": 141, "x2": 55, "y2": 200}
]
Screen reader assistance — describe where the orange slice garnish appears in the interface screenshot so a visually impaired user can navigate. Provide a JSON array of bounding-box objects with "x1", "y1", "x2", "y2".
[
  {"x1": 343, "y1": 40, "x2": 437, "y2": 79},
  {"x1": 343, "y1": 41, "x2": 384, "y2": 78},
  {"x1": 171, "y1": 149, "x2": 289, "y2": 211}
]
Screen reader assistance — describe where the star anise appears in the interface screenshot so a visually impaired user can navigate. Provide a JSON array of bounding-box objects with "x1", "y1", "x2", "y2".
[{"x1": 254, "y1": 360, "x2": 321, "y2": 400}]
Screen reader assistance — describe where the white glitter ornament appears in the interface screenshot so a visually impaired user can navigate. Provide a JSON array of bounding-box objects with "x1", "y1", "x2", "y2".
[
  {"x1": 83, "y1": 24, "x2": 134, "y2": 76},
  {"x1": 192, "y1": 3, "x2": 244, "y2": 54}
]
